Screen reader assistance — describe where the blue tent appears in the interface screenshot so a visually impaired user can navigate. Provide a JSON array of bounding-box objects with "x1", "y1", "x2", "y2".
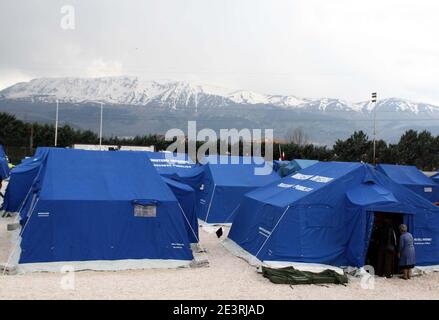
[
  {"x1": 173, "y1": 155, "x2": 280, "y2": 224},
  {"x1": 2, "y1": 148, "x2": 49, "y2": 212},
  {"x1": 377, "y1": 164, "x2": 439, "y2": 203},
  {"x1": 146, "y1": 152, "x2": 197, "y2": 177},
  {"x1": 228, "y1": 162, "x2": 439, "y2": 268},
  {"x1": 0, "y1": 145, "x2": 10, "y2": 180},
  {"x1": 272, "y1": 160, "x2": 290, "y2": 172},
  {"x1": 162, "y1": 177, "x2": 198, "y2": 243},
  {"x1": 278, "y1": 159, "x2": 318, "y2": 177},
  {"x1": 17, "y1": 148, "x2": 193, "y2": 271}
]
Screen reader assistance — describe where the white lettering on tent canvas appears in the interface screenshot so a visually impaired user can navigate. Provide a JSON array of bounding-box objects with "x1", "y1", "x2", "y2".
[
  {"x1": 424, "y1": 187, "x2": 433, "y2": 193},
  {"x1": 37, "y1": 212, "x2": 50, "y2": 217},
  {"x1": 277, "y1": 183, "x2": 294, "y2": 188},
  {"x1": 291, "y1": 173, "x2": 313, "y2": 180},
  {"x1": 258, "y1": 227, "x2": 272, "y2": 237},
  {"x1": 294, "y1": 185, "x2": 313, "y2": 192},
  {"x1": 310, "y1": 176, "x2": 334, "y2": 183},
  {"x1": 414, "y1": 238, "x2": 432, "y2": 245}
]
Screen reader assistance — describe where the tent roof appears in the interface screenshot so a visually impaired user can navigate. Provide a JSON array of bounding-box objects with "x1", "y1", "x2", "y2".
[
  {"x1": 39, "y1": 148, "x2": 176, "y2": 201},
  {"x1": 246, "y1": 161, "x2": 362, "y2": 207},
  {"x1": 377, "y1": 164, "x2": 437, "y2": 186},
  {"x1": 293, "y1": 159, "x2": 319, "y2": 169},
  {"x1": 203, "y1": 155, "x2": 280, "y2": 187}
]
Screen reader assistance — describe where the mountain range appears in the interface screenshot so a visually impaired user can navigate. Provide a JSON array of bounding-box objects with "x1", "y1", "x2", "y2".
[{"x1": 1, "y1": 76, "x2": 439, "y2": 145}]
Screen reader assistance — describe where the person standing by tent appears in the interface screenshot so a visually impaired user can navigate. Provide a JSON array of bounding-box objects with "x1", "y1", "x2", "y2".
[
  {"x1": 398, "y1": 224, "x2": 416, "y2": 280},
  {"x1": 376, "y1": 218, "x2": 397, "y2": 278}
]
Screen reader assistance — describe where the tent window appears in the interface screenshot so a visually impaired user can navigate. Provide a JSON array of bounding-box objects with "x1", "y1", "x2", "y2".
[
  {"x1": 305, "y1": 205, "x2": 336, "y2": 227},
  {"x1": 134, "y1": 204, "x2": 157, "y2": 217}
]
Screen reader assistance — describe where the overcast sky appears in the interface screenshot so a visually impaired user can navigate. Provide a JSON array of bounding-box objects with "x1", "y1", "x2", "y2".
[{"x1": 1, "y1": 0, "x2": 438, "y2": 104}]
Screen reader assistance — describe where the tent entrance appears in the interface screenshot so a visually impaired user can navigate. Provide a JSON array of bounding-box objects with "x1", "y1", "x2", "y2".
[{"x1": 365, "y1": 212, "x2": 404, "y2": 277}]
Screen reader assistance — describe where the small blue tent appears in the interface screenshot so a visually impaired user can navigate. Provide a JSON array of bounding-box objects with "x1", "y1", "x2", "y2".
[
  {"x1": 272, "y1": 160, "x2": 289, "y2": 172},
  {"x1": 377, "y1": 164, "x2": 439, "y2": 203},
  {"x1": 278, "y1": 159, "x2": 318, "y2": 177},
  {"x1": 0, "y1": 145, "x2": 10, "y2": 180},
  {"x1": 2, "y1": 148, "x2": 49, "y2": 212},
  {"x1": 227, "y1": 162, "x2": 439, "y2": 268},
  {"x1": 173, "y1": 155, "x2": 280, "y2": 224},
  {"x1": 17, "y1": 148, "x2": 193, "y2": 272},
  {"x1": 146, "y1": 152, "x2": 197, "y2": 177}
]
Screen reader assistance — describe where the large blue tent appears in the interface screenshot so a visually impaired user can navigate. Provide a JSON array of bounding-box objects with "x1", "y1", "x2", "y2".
[
  {"x1": 173, "y1": 155, "x2": 280, "y2": 224},
  {"x1": 377, "y1": 164, "x2": 439, "y2": 203},
  {"x1": 0, "y1": 144, "x2": 10, "y2": 180},
  {"x1": 2, "y1": 148, "x2": 49, "y2": 212},
  {"x1": 16, "y1": 148, "x2": 194, "y2": 272},
  {"x1": 227, "y1": 162, "x2": 439, "y2": 268}
]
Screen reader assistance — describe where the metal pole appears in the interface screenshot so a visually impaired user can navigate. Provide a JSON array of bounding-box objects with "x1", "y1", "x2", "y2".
[
  {"x1": 99, "y1": 103, "x2": 103, "y2": 150},
  {"x1": 54, "y1": 100, "x2": 59, "y2": 147},
  {"x1": 372, "y1": 92, "x2": 377, "y2": 165}
]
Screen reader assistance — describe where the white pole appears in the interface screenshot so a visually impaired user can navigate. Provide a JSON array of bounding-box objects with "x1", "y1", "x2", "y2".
[
  {"x1": 372, "y1": 93, "x2": 377, "y2": 165},
  {"x1": 54, "y1": 100, "x2": 59, "y2": 147},
  {"x1": 99, "y1": 103, "x2": 103, "y2": 150}
]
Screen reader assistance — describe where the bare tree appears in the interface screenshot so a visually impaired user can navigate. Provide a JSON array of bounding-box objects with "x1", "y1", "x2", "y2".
[{"x1": 285, "y1": 127, "x2": 309, "y2": 145}]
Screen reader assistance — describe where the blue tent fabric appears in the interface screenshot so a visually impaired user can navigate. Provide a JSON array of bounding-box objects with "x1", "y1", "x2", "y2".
[
  {"x1": 18, "y1": 148, "x2": 193, "y2": 267},
  {"x1": 146, "y1": 152, "x2": 197, "y2": 177},
  {"x1": 272, "y1": 160, "x2": 290, "y2": 172},
  {"x1": 278, "y1": 159, "x2": 318, "y2": 177},
  {"x1": 377, "y1": 164, "x2": 439, "y2": 202},
  {"x1": 2, "y1": 148, "x2": 49, "y2": 212},
  {"x1": 162, "y1": 177, "x2": 198, "y2": 243},
  {"x1": 228, "y1": 162, "x2": 439, "y2": 268},
  {"x1": 173, "y1": 155, "x2": 281, "y2": 224},
  {"x1": 0, "y1": 145, "x2": 10, "y2": 180}
]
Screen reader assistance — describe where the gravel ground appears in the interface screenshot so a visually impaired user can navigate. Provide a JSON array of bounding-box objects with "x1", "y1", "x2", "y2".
[{"x1": 0, "y1": 218, "x2": 438, "y2": 299}]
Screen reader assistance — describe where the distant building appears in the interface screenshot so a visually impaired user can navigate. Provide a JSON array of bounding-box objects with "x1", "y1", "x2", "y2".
[{"x1": 72, "y1": 144, "x2": 154, "y2": 152}]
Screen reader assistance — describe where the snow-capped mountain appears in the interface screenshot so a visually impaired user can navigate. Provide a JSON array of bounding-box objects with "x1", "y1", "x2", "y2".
[
  {"x1": 2, "y1": 76, "x2": 439, "y2": 145},
  {"x1": 1, "y1": 76, "x2": 439, "y2": 115}
]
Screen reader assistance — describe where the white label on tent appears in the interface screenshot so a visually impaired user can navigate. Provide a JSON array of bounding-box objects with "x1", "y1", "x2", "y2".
[
  {"x1": 424, "y1": 187, "x2": 433, "y2": 193},
  {"x1": 310, "y1": 175, "x2": 334, "y2": 183},
  {"x1": 37, "y1": 212, "x2": 50, "y2": 217},
  {"x1": 414, "y1": 237, "x2": 432, "y2": 245},
  {"x1": 258, "y1": 227, "x2": 271, "y2": 237},
  {"x1": 294, "y1": 185, "x2": 313, "y2": 192},
  {"x1": 277, "y1": 183, "x2": 294, "y2": 188},
  {"x1": 291, "y1": 173, "x2": 313, "y2": 180},
  {"x1": 134, "y1": 205, "x2": 157, "y2": 217}
]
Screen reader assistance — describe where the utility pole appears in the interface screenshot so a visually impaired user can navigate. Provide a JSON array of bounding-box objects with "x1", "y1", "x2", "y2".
[
  {"x1": 54, "y1": 100, "x2": 59, "y2": 147},
  {"x1": 99, "y1": 102, "x2": 104, "y2": 150},
  {"x1": 372, "y1": 92, "x2": 377, "y2": 165},
  {"x1": 29, "y1": 124, "x2": 34, "y2": 153}
]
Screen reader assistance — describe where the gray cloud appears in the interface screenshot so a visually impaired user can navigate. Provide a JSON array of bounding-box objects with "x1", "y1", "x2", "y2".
[{"x1": 1, "y1": 0, "x2": 438, "y2": 104}]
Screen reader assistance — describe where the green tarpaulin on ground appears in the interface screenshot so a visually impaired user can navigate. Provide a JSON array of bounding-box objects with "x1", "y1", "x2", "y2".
[{"x1": 262, "y1": 266, "x2": 348, "y2": 285}]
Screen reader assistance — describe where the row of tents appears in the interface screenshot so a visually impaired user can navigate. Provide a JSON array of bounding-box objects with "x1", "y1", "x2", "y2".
[{"x1": 1, "y1": 146, "x2": 438, "y2": 272}]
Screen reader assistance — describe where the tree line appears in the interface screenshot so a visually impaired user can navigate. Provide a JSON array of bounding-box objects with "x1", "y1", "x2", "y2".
[{"x1": 1, "y1": 112, "x2": 438, "y2": 170}]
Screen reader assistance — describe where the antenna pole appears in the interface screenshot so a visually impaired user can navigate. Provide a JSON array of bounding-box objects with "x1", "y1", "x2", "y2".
[
  {"x1": 99, "y1": 103, "x2": 104, "y2": 150},
  {"x1": 372, "y1": 92, "x2": 377, "y2": 165},
  {"x1": 54, "y1": 100, "x2": 59, "y2": 147}
]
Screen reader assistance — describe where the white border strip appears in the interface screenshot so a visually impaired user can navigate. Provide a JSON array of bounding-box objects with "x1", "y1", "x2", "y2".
[
  {"x1": 222, "y1": 237, "x2": 345, "y2": 275},
  {"x1": 17, "y1": 258, "x2": 192, "y2": 273}
]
